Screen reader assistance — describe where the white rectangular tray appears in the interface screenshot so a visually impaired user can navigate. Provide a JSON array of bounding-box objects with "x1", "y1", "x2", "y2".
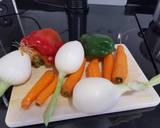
[{"x1": 5, "y1": 44, "x2": 160, "y2": 127}]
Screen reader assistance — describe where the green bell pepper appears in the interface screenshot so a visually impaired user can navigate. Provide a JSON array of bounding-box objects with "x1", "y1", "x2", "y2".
[{"x1": 80, "y1": 33, "x2": 115, "y2": 58}]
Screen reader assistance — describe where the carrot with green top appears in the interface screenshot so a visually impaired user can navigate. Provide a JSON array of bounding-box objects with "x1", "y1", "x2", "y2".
[
  {"x1": 61, "y1": 59, "x2": 86, "y2": 97},
  {"x1": 36, "y1": 73, "x2": 58, "y2": 106},
  {"x1": 86, "y1": 58, "x2": 101, "y2": 77},
  {"x1": 111, "y1": 45, "x2": 128, "y2": 84},
  {"x1": 103, "y1": 54, "x2": 114, "y2": 80},
  {"x1": 21, "y1": 70, "x2": 55, "y2": 109}
]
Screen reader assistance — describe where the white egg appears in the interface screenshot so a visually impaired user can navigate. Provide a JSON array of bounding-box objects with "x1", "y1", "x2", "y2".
[
  {"x1": 72, "y1": 78, "x2": 121, "y2": 114},
  {"x1": 55, "y1": 41, "x2": 84, "y2": 75}
]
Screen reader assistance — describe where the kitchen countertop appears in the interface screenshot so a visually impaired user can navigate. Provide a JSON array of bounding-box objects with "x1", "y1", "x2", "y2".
[{"x1": 0, "y1": 4, "x2": 160, "y2": 128}]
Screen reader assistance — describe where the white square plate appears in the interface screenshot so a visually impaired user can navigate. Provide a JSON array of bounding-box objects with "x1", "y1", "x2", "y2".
[{"x1": 5, "y1": 44, "x2": 160, "y2": 127}]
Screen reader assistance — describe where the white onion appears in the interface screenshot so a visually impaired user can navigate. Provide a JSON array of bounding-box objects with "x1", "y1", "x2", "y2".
[{"x1": 0, "y1": 50, "x2": 32, "y2": 97}]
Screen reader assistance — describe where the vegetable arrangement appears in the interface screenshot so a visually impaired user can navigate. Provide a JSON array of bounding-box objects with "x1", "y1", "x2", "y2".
[
  {"x1": 81, "y1": 34, "x2": 128, "y2": 84},
  {"x1": 20, "y1": 33, "x2": 130, "y2": 126},
  {"x1": 2, "y1": 30, "x2": 160, "y2": 127},
  {"x1": 0, "y1": 28, "x2": 63, "y2": 102},
  {"x1": 0, "y1": 27, "x2": 63, "y2": 92}
]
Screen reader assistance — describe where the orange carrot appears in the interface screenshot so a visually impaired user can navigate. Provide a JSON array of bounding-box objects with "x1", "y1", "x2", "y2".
[
  {"x1": 61, "y1": 59, "x2": 86, "y2": 97},
  {"x1": 86, "y1": 58, "x2": 101, "y2": 77},
  {"x1": 111, "y1": 45, "x2": 128, "y2": 84},
  {"x1": 103, "y1": 54, "x2": 114, "y2": 80},
  {"x1": 35, "y1": 73, "x2": 58, "y2": 106},
  {"x1": 21, "y1": 70, "x2": 55, "y2": 109}
]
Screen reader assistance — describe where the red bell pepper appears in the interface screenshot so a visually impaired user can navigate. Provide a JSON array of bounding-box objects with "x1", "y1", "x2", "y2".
[{"x1": 20, "y1": 28, "x2": 63, "y2": 67}]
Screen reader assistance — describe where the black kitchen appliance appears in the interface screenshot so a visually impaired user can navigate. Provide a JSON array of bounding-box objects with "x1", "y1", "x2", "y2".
[{"x1": 16, "y1": 0, "x2": 89, "y2": 40}]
